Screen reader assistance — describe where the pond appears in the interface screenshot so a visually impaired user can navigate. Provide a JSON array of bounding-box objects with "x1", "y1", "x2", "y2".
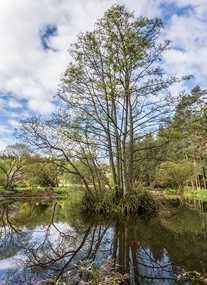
[{"x1": 0, "y1": 198, "x2": 207, "y2": 285}]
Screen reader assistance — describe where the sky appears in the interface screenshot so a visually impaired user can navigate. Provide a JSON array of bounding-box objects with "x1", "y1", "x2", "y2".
[{"x1": 0, "y1": 0, "x2": 207, "y2": 150}]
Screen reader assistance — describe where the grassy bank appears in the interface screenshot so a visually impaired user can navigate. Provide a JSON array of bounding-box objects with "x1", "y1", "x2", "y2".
[
  {"x1": 162, "y1": 188, "x2": 207, "y2": 201},
  {"x1": 0, "y1": 185, "x2": 83, "y2": 201},
  {"x1": 1, "y1": 185, "x2": 207, "y2": 212}
]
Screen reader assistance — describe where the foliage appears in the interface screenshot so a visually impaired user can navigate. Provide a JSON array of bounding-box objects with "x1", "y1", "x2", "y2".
[
  {"x1": 81, "y1": 189, "x2": 159, "y2": 217},
  {"x1": 163, "y1": 188, "x2": 178, "y2": 194},
  {"x1": 160, "y1": 87, "x2": 207, "y2": 190},
  {"x1": 24, "y1": 180, "x2": 31, "y2": 187},
  {"x1": 59, "y1": 161, "x2": 96, "y2": 185},
  {"x1": 0, "y1": 187, "x2": 4, "y2": 194},
  {"x1": 133, "y1": 134, "x2": 167, "y2": 187},
  {"x1": 155, "y1": 159, "x2": 202, "y2": 192},
  {"x1": 24, "y1": 156, "x2": 60, "y2": 187},
  {"x1": 0, "y1": 144, "x2": 32, "y2": 190}
]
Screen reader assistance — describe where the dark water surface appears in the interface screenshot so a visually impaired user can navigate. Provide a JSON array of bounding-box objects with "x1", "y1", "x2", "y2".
[{"x1": 0, "y1": 199, "x2": 207, "y2": 285}]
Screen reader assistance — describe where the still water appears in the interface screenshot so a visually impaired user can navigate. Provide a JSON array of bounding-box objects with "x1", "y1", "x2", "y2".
[{"x1": 0, "y1": 199, "x2": 207, "y2": 285}]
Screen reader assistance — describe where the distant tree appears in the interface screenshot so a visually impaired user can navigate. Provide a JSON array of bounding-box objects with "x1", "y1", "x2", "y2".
[
  {"x1": 0, "y1": 144, "x2": 32, "y2": 190},
  {"x1": 155, "y1": 159, "x2": 202, "y2": 194},
  {"x1": 23, "y1": 155, "x2": 62, "y2": 187},
  {"x1": 164, "y1": 86, "x2": 207, "y2": 189},
  {"x1": 133, "y1": 134, "x2": 158, "y2": 187}
]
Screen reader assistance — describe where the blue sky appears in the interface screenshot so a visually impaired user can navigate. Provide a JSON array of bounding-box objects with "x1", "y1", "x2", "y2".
[{"x1": 0, "y1": 0, "x2": 207, "y2": 149}]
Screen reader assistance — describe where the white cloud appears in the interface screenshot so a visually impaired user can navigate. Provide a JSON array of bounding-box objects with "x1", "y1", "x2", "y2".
[
  {"x1": 162, "y1": 7, "x2": 207, "y2": 88},
  {"x1": 119, "y1": 0, "x2": 162, "y2": 17},
  {"x1": 8, "y1": 119, "x2": 20, "y2": 128},
  {"x1": 0, "y1": 125, "x2": 12, "y2": 134},
  {"x1": 7, "y1": 98, "x2": 22, "y2": 109},
  {"x1": 0, "y1": 140, "x2": 14, "y2": 151},
  {"x1": 0, "y1": 0, "x2": 116, "y2": 116},
  {"x1": 0, "y1": 0, "x2": 207, "y2": 147},
  {"x1": 27, "y1": 99, "x2": 55, "y2": 114}
]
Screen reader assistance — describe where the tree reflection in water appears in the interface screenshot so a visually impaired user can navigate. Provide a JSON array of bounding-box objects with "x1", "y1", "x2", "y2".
[
  {"x1": 0, "y1": 200, "x2": 207, "y2": 285},
  {"x1": 0, "y1": 202, "x2": 30, "y2": 260}
]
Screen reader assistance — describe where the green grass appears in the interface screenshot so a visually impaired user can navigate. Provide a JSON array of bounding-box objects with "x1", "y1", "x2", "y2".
[
  {"x1": 55, "y1": 185, "x2": 82, "y2": 194},
  {"x1": 0, "y1": 187, "x2": 4, "y2": 194},
  {"x1": 163, "y1": 188, "x2": 207, "y2": 201},
  {"x1": 0, "y1": 185, "x2": 83, "y2": 201},
  {"x1": 163, "y1": 188, "x2": 178, "y2": 194},
  {"x1": 15, "y1": 187, "x2": 33, "y2": 191},
  {"x1": 184, "y1": 189, "x2": 207, "y2": 201}
]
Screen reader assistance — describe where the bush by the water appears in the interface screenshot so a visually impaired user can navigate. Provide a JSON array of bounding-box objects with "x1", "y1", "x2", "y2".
[{"x1": 81, "y1": 189, "x2": 159, "y2": 217}]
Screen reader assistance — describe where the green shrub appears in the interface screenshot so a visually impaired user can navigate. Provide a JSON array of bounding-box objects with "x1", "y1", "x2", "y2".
[
  {"x1": 55, "y1": 188, "x2": 69, "y2": 195},
  {"x1": 164, "y1": 188, "x2": 178, "y2": 194},
  {"x1": 0, "y1": 187, "x2": 4, "y2": 193},
  {"x1": 17, "y1": 184, "x2": 27, "y2": 188},
  {"x1": 121, "y1": 191, "x2": 159, "y2": 217},
  {"x1": 80, "y1": 189, "x2": 159, "y2": 218}
]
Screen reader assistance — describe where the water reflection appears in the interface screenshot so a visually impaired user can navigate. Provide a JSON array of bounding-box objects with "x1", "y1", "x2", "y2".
[{"x1": 0, "y1": 200, "x2": 207, "y2": 284}]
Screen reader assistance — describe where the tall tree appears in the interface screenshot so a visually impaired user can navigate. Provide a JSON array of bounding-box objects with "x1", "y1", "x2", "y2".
[{"x1": 18, "y1": 5, "x2": 190, "y2": 197}]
